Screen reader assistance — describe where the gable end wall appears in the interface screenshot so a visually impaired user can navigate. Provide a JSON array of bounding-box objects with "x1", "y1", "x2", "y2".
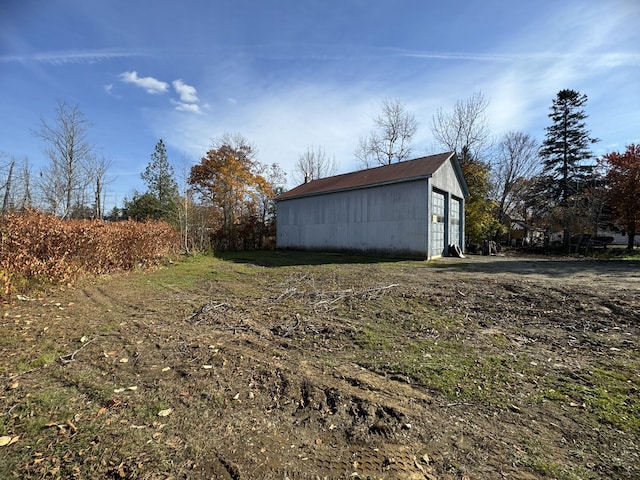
[{"x1": 431, "y1": 159, "x2": 465, "y2": 197}]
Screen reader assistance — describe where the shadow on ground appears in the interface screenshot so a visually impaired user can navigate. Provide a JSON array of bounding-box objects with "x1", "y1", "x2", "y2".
[
  {"x1": 215, "y1": 250, "x2": 410, "y2": 267},
  {"x1": 435, "y1": 254, "x2": 640, "y2": 280}
]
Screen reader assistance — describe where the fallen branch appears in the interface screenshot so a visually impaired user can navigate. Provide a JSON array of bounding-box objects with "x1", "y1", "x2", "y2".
[
  {"x1": 276, "y1": 280, "x2": 400, "y2": 313},
  {"x1": 282, "y1": 316, "x2": 301, "y2": 337},
  {"x1": 360, "y1": 283, "x2": 400, "y2": 299},
  {"x1": 58, "y1": 337, "x2": 97, "y2": 364},
  {"x1": 443, "y1": 402, "x2": 473, "y2": 408},
  {"x1": 221, "y1": 325, "x2": 251, "y2": 333},
  {"x1": 5, "y1": 403, "x2": 19, "y2": 417},
  {"x1": 187, "y1": 302, "x2": 228, "y2": 323},
  {"x1": 6, "y1": 368, "x2": 42, "y2": 381}
]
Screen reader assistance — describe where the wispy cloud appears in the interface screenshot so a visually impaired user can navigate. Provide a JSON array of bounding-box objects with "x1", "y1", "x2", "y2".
[
  {"x1": 395, "y1": 49, "x2": 640, "y2": 68},
  {"x1": 396, "y1": 50, "x2": 520, "y2": 62},
  {"x1": 119, "y1": 71, "x2": 168, "y2": 94},
  {"x1": 172, "y1": 79, "x2": 199, "y2": 103},
  {"x1": 134, "y1": 0, "x2": 640, "y2": 185},
  {"x1": 0, "y1": 49, "x2": 144, "y2": 65}
]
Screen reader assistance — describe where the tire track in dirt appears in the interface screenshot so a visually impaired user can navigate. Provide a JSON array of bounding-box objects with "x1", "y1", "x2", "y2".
[{"x1": 178, "y1": 304, "x2": 439, "y2": 479}]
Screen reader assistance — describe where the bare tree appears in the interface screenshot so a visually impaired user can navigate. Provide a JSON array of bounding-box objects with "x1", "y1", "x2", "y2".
[
  {"x1": 175, "y1": 153, "x2": 201, "y2": 253},
  {"x1": 38, "y1": 161, "x2": 66, "y2": 215},
  {"x1": 292, "y1": 146, "x2": 337, "y2": 185},
  {"x1": 1, "y1": 155, "x2": 35, "y2": 212},
  {"x1": 18, "y1": 158, "x2": 33, "y2": 210},
  {"x1": 34, "y1": 101, "x2": 94, "y2": 218},
  {"x1": 86, "y1": 155, "x2": 113, "y2": 218},
  {"x1": 256, "y1": 162, "x2": 287, "y2": 248},
  {"x1": 430, "y1": 91, "x2": 492, "y2": 162},
  {"x1": 431, "y1": 92, "x2": 500, "y2": 243},
  {"x1": 215, "y1": 132, "x2": 257, "y2": 160},
  {"x1": 355, "y1": 98, "x2": 418, "y2": 168},
  {"x1": 492, "y1": 131, "x2": 540, "y2": 222},
  {"x1": 1, "y1": 157, "x2": 15, "y2": 212}
]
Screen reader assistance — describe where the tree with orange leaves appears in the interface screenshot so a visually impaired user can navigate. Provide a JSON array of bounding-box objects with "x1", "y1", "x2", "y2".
[
  {"x1": 601, "y1": 144, "x2": 640, "y2": 250},
  {"x1": 188, "y1": 134, "x2": 273, "y2": 250}
]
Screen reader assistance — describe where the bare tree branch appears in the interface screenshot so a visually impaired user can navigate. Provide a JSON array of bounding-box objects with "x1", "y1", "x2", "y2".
[
  {"x1": 492, "y1": 131, "x2": 540, "y2": 219},
  {"x1": 355, "y1": 98, "x2": 418, "y2": 168},
  {"x1": 430, "y1": 91, "x2": 491, "y2": 161},
  {"x1": 292, "y1": 146, "x2": 337, "y2": 185}
]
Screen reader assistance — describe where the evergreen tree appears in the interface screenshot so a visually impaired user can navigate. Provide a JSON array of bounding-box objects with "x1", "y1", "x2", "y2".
[
  {"x1": 140, "y1": 139, "x2": 179, "y2": 220},
  {"x1": 123, "y1": 191, "x2": 162, "y2": 221},
  {"x1": 539, "y1": 89, "x2": 598, "y2": 249}
]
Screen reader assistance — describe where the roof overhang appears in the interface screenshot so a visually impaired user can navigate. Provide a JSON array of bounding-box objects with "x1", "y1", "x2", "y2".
[
  {"x1": 275, "y1": 152, "x2": 459, "y2": 202},
  {"x1": 275, "y1": 175, "x2": 433, "y2": 202}
]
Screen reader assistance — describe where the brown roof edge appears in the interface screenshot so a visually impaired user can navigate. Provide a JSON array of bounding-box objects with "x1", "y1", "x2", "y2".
[{"x1": 276, "y1": 152, "x2": 456, "y2": 201}]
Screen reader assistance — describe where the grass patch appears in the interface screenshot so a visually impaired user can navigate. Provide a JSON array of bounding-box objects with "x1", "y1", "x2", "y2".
[
  {"x1": 536, "y1": 363, "x2": 640, "y2": 433},
  {"x1": 591, "y1": 247, "x2": 640, "y2": 260},
  {"x1": 515, "y1": 454, "x2": 599, "y2": 480},
  {"x1": 354, "y1": 318, "x2": 538, "y2": 403},
  {"x1": 127, "y1": 253, "x2": 221, "y2": 289}
]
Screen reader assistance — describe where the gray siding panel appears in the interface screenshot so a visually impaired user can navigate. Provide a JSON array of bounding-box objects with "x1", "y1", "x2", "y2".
[
  {"x1": 431, "y1": 160, "x2": 465, "y2": 197},
  {"x1": 277, "y1": 180, "x2": 429, "y2": 256}
]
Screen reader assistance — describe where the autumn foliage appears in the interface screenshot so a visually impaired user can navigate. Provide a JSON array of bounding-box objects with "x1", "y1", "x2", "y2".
[
  {"x1": 188, "y1": 140, "x2": 275, "y2": 250},
  {"x1": 0, "y1": 210, "x2": 180, "y2": 298},
  {"x1": 602, "y1": 144, "x2": 640, "y2": 249}
]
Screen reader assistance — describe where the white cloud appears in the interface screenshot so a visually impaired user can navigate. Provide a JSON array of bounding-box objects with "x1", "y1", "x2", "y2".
[
  {"x1": 171, "y1": 100, "x2": 201, "y2": 113},
  {"x1": 119, "y1": 71, "x2": 168, "y2": 94},
  {"x1": 103, "y1": 83, "x2": 113, "y2": 94},
  {"x1": 172, "y1": 79, "x2": 199, "y2": 103}
]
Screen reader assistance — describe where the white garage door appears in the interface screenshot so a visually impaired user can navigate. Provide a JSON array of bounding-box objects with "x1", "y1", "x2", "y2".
[
  {"x1": 431, "y1": 191, "x2": 445, "y2": 257},
  {"x1": 449, "y1": 197, "x2": 461, "y2": 248}
]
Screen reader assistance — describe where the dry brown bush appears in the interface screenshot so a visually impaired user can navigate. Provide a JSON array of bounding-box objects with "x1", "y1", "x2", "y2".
[{"x1": 0, "y1": 210, "x2": 180, "y2": 298}]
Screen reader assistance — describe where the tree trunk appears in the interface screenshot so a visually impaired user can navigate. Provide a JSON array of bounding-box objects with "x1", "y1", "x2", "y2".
[
  {"x1": 564, "y1": 226, "x2": 571, "y2": 252},
  {"x1": 2, "y1": 160, "x2": 15, "y2": 212}
]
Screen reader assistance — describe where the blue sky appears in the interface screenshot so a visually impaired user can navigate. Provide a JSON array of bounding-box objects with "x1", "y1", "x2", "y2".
[{"x1": 1, "y1": 0, "x2": 639, "y2": 209}]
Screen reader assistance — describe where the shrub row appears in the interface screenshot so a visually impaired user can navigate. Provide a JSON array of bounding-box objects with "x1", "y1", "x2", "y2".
[{"x1": 0, "y1": 210, "x2": 180, "y2": 298}]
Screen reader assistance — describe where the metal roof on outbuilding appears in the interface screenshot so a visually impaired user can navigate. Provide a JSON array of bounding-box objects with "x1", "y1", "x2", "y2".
[{"x1": 275, "y1": 151, "x2": 465, "y2": 201}]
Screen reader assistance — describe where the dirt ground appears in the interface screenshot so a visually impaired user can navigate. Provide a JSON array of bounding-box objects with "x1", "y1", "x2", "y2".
[{"x1": 1, "y1": 252, "x2": 638, "y2": 479}]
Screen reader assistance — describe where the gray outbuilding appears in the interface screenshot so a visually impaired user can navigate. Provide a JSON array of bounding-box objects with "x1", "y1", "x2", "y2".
[{"x1": 275, "y1": 151, "x2": 469, "y2": 259}]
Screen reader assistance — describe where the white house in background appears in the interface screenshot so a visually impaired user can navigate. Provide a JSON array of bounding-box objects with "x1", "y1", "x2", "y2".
[{"x1": 275, "y1": 152, "x2": 469, "y2": 259}]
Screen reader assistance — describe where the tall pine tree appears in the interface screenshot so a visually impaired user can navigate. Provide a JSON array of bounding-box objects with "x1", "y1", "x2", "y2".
[
  {"x1": 539, "y1": 89, "x2": 598, "y2": 249},
  {"x1": 126, "y1": 139, "x2": 179, "y2": 221},
  {"x1": 140, "y1": 139, "x2": 179, "y2": 220}
]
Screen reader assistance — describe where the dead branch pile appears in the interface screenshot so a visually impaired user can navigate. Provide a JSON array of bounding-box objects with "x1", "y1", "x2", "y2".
[{"x1": 276, "y1": 274, "x2": 399, "y2": 312}]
